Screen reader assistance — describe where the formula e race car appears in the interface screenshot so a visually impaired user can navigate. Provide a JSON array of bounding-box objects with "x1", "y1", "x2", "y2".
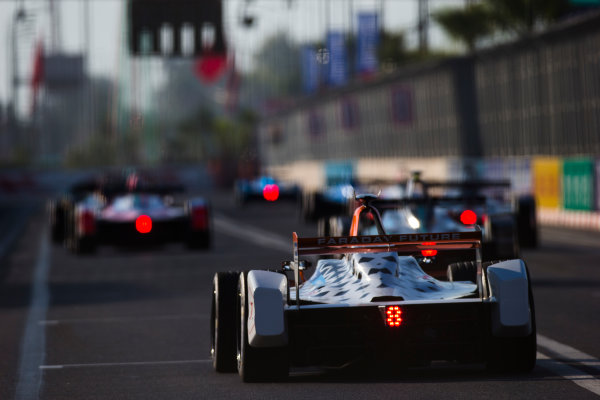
[
  {"x1": 318, "y1": 175, "x2": 537, "y2": 260},
  {"x1": 61, "y1": 192, "x2": 210, "y2": 254},
  {"x1": 211, "y1": 195, "x2": 536, "y2": 382},
  {"x1": 234, "y1": 176, "x2": 301, "y2": 205},
  {"x1": 48, "y1": 171, "x2": 186, "y2": 245}
]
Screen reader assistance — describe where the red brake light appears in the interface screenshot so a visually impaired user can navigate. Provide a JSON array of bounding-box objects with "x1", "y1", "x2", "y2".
[
  {"x1": 263, "y1": 184, "x2": 280, "y2": 201},
  {"x1": 460, "y1": 209, "x2": 477, "y2": 225},
  {"x1": 385, "y1": 305, "x2": 402, "y2": 327},
  {"x1": 136, "y1": 215, "x2": 152, "y2": 234},
  {"x1": 420, "y1": 242, "x2": 437, "y2": 257},
  {"x1": 79, "y1": 210, "x2": 95, "y2": 235},
  {"x1": 191, "y1": 207, "x2": 208, "y2": 230}
]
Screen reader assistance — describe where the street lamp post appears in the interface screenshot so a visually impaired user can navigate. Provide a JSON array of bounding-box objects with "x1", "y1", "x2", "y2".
[{"x1": 9, "y1": 7, "x2": 28, "y2": 159}]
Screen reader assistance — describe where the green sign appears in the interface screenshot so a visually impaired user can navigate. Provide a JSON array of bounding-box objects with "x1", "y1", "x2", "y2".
[
  {"x1": 570, "y1": 0, "x2": 600, "y2": 4},
  {"x1": 563, "y1": 158, "x2": 594, "y2": 211}
]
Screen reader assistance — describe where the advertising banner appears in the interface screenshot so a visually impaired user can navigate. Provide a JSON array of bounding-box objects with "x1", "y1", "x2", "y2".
[
  {"x1": 325, "y1": 161, "x2": 354, "y2": 186},
  {"x1": 563, "y1": 158, "x2": 594, "y2": 211},
  {"x1": 532, "y1": 158, "x2": 562, "y2": 208},
  {"x1": 301, "y1": 45, "x2": 320, "y2": 94},
  {"x1": 390, "y1": 86, "x2": 413, "y2": 125},
  {"x1": 326, "y1": 31, "x2": 348, "y2": 87},
  {"x1": 356, "y1": 12, "x2": 379, "y2": 75}
]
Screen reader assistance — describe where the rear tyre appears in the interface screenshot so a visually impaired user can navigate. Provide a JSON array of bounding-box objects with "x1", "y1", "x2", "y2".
[
  {"x1": 516, "y1": 195, "x2": 538, "y2": 249},
  {"x1": 237, "y1": 272, "x2": 289, "y2": 382},
  {"x1": 49, "y1": 201, "x2": 66, "y2": 244},
  {"x1": 211, "y1": 272, "x2": 239, "y2": 372},
  {"x1": 447, "y1": 261, "x2": 498, "y2": 283},
  {"x1": 487, "y1": 263, "x2": 537, "y2": 373}
]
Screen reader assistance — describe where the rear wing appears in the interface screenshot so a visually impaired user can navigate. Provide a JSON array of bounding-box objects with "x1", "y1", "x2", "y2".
[
  {"x1": 372, "y1": 196, "x2": 487, "y2": 210},
  {"x1": 290, "y1": 230, "x2": 484, "y2": 307}
]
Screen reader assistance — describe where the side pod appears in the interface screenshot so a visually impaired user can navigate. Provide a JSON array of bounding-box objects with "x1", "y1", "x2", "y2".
[
  {"x1": 486, "y1": 259, "x2": 532, "y2": 337},
  {"x1": 246, "y1": 270, "x2": 288, "y2": 347}
]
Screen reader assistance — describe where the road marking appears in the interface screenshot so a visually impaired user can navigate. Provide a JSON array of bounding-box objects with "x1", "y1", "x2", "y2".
[
  {"x1": 214, "y1": 214, "x2": 290, "y2": 252},
  {"x1": 15, "y1": 230, "x2": 50, "y2": 400},
  {"x1": 39, "y1": 313, "x2": 208, "y2": 326},
  {"x1": 537, "y1": 352, "x2": 600, "y2": 396},
  {"x1": 39, "y1": 359, "x2": 212, "y2": 369},
  {"x1": 538, "y1": 334, "x2": 600, "y2": 370}
]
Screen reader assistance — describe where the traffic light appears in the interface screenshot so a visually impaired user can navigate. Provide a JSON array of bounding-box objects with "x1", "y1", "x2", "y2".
[{"x1": 128, "y1": 0, "x2": 226, "y2": 57}]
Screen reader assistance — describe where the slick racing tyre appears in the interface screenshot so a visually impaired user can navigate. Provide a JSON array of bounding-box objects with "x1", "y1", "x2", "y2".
[
  {"x1": 211, "y1": 272, "x2": 239, "y2": 372},
  {"x1": 236, "y1": 272, "x2": 289, "y2": 382},
  {"x1": 48, "y1": 200, "x2": 66, "y2": 244},
  {"x1": 487, "y1": 263, "x2": 537, "y2": 373},
  {"x1": 516, "y1": 195, "x2": 538, "y2": 249},
  {"x1": 447, "y1": 261, "x2": 498, "y2": 283}
]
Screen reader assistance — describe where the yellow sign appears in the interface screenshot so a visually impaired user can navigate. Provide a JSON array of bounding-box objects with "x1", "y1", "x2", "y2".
[{"x1": 532, "y1": 158, "x2": 562, "y2": 208}]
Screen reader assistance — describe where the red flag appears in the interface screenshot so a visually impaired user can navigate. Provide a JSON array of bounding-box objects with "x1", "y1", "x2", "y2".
[{"x1": 30, "y1": 40, "x2": 44, "y2": 112}]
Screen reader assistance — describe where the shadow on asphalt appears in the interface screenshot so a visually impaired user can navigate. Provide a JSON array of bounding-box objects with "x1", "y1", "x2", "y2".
[
  {"x1": 531, "y1": 278, "x2": 600, "y2": 289},
  {"x1": 0, "y1": 281, "x2": 165, "y2": 308},
  {"x1": 283, "y1": 363, "x2": 562, "y2": 384}
]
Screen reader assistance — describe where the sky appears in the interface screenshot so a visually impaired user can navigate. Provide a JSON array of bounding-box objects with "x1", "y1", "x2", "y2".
[{"x1": 0, "y1": 0, "x2": 466, "y2": 107}]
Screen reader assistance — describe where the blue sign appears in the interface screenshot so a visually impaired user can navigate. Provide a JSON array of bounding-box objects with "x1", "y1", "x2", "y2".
[
  {"x1": 356, "y1": 12, "x2": 379, "y2": 75},
  {"x1": 326, "y1": 31, "x2": 348, "y2": 86},
  {"x1": 301, "y1": 45, "x2": 320, "y2": 94},
  {"x1": 391, "y1": 86, "x2": 413, "y2": 124}
]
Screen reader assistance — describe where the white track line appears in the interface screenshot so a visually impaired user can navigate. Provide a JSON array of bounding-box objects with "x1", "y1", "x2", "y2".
[
  {"x1": 214, "y1": 214, "x2": 291, "y2": 252},
  {"x1": 537, "y1": 352, "x2": 600, "y2": 396},
  {"x1": 15, "y1": 230, "x2": 50, "y2": 400},
  {"x1": 39, "y1": 359, "x2": 212, "y2": 369},
  {"x1": 538, "y1": 334, "x2": 600, "y2": 369}
]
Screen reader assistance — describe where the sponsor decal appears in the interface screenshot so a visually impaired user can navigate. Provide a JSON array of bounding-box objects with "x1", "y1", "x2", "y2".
[{"x1": 316, "y1": 233, "x2": 462, "y2": 246}]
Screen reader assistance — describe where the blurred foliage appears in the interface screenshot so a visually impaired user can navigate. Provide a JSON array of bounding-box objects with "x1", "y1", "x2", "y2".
[
  {"x1": 434, "y1": 0, "x2": 573, "y2": 51},
  {"x1": 434, "y1": 4, "x2": 495, "y2": 51},
  {"x1": 153, "y1": 60, "x2": 219, "y2": 124},
  {"x1": 161, "y1": 106, "x2": 257, "y2": 167},
  {"x1": 487, "y1": 0, "x2": 572, "y2": 34},
  {"x1": 377, "y1": 31, "x2": 409, "y2": 70},
  {"x1": 239, "y1": 32, "x2": 301, "y2": 108}
]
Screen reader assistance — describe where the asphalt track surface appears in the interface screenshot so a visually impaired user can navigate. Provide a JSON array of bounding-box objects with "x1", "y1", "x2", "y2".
[{"x1": 1, "y1": 192, "x2": 599, "y2": 400}]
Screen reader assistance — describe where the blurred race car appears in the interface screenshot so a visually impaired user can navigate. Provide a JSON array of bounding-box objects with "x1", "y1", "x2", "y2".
[
  {"x1": 410, "y1": 176, "x2": 538, "y2": 249},
  {"x1": 49, "y1": 172, "x2": 209, "y2": 253},
  {"x1": 300, "y1": 179, "x2": 403, "y2": 222},
  {"x1": 210, "y1": 194, "x2": 536, "y2": 382},
  {"x1": 300, "y1": 182, "x2": 355, "y2": 222},
  {"x1": 234, "y1": 176, "x2": 300, "y2": 205},
  {"x1": 48, "y1": 172, "x2": 127, "y2": 245},
  {"x1": 318, "y1": 174, "x2": 537, "y2": 260},
  {"x1": 62, "y1": 192, "x2": 211, "y2": 253}
]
